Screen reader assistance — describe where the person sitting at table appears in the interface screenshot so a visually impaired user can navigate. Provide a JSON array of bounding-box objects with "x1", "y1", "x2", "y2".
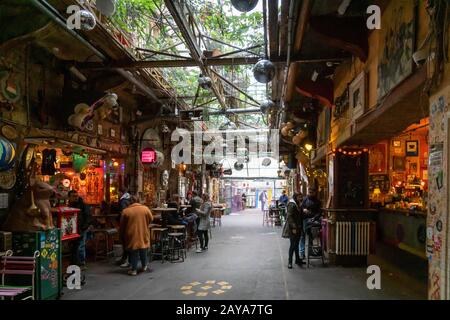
[
  {"x1": 279, "y1": 190, "x2": 289, "y2": 207},
  {"x1": 167, "y1": 200, "x2": 188, "y2": 226},
  {"x1": 195, "y1": 193, "x2": 212, "y2": 253}
]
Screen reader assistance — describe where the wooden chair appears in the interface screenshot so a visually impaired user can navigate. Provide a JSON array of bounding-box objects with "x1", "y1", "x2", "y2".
[
  {"x1": 0, "y1": 250, "x2": 40, "y2": 300},
  {"x1": 92, "y1": 229, "x2": 117, "y2": 261}
]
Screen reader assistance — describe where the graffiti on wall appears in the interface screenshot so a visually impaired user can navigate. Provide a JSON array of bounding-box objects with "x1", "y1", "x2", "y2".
[{"x1": 377, "y1": 2, "x2": 415, "y2": 99}]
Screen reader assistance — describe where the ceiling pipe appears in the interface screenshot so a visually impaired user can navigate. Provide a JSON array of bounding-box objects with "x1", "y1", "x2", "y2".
[{"x1": 29, "y1": 0, "x2": 161, "y2": 104}]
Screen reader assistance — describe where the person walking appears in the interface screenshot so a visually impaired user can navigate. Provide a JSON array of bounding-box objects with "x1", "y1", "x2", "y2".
[
  {"x1": 259, "y1": 190, "x2": 268, "y2": 212},
  {"x1": 282, "y1": 193, "x2": 304, "y2": 269},
  {"x1": 195, "y1": 193, "x2": 212, "y2": 253},
  {"x1": 300, "y1": 187, "x2": 322, "y2": 259},
  {"x1": 241, "y1": 193, "x2": 247, "y2": 210},
  {"x1": 119, "y1": 196, "x2": 154, "y2": 276},
  {"x1": 68, "y1": 190, "x2": 92, "y2": 270}
]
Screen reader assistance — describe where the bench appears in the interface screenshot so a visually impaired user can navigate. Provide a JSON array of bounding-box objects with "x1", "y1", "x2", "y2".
[{"x1": 0, "y1": 250, "x2": 40, "y2": 300}]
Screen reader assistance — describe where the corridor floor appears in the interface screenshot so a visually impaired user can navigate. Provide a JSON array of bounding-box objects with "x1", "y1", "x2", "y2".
[{"x1": 62, "y1": 209, "x2": 426, "y2": 300}]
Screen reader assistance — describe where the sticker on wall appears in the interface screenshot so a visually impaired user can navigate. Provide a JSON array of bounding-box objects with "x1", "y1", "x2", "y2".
[
  {"x1": 435, "y1": 170, "x2": 444, "y2": 191},
  {"x1": 436, "y1": 220, "x2": 443, "y2": 232},
  {"x1": 427, "y1": 226, "x2": 434, "y2": 239}
]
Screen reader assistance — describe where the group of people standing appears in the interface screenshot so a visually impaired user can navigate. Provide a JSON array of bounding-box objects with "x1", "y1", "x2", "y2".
[{"x1": 282, "y1": 188, "x2": 322, "y2": 269}]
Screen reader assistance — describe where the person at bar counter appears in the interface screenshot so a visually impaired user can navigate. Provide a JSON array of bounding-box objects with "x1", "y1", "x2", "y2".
[
  {"x1": 68, "y1": 190, "x2": 93, "y2": 270},
  {"x1": 300, "y1": 187, "x2": 322, "y2": 259},
  {"x1": 279, "y1": 190, "x2": 289, "y2": 206},
  {"x1": 119, "y1": 196, "x2": 154, "y2": 276},
  {"x1": 195, "y1": 193, "x2": 212, "y2": 253},
  {"x1": 282, "y1": 193, "x2": 304, "y2": 268},
  {"x1": 167, "y1": 194, "x2": 188, "y2": 226},
  {"x1": 117, "y1": 188, "x2": 132, "y2": 268}
]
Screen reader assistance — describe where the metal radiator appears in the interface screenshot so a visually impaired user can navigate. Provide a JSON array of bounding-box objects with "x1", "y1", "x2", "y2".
[{"x1": 335, "y1": 222, "x2": 371, "y2": 256}]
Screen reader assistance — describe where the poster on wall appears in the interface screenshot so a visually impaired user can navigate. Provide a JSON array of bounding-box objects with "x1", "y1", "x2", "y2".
[
  {"x1": 377, "y1": 0, "x2": 415, "y2": 99},
  {"x1": 369, "y1": 143, "x2": 387, "y2": 174},
  {"x1": 349, "y1": 71, "x2": 366, "y2": 121}
]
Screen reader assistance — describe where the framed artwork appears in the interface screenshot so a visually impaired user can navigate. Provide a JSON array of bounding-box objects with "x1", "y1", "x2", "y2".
[
  {"x1": 110, "y1": 128, "x2": 116, "y2": 138},
  {"x1": 349, "y1": 71, "x2": 366, "y2": 121},
  {"x1": 392, "y1": 140, "x2": 401, "y2": 147},
  {"x1": 406, "y1": 140, "x2": 419, "y2": 156},
  {"x1": 97, "y1": 124, "x2": 103, "y2": 135},
  {"x1": 377, "y1": 1, "x2": 415, "y2": 99},
  {"x1": 369, "y1": 143, "x2": 387, "y2": 174},
  {"x1": 393, "y1": 156, "x2": 406, "y2": 171},
  {"x1": 408, "y1": 160, "x2": 419, "y2": 176},
  {"x1": 394, "y1": 147, "x2": 404, "y2": 155}
]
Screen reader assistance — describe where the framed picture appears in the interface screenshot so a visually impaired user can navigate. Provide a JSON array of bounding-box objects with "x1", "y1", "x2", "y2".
[
  {"x1": 392, "y1": 140, "x2": 401, "y2": 147},
  {"x1": 408, "y1": 160, "x2": 419, "y2": 176},
  {"x1": 349, "y1": 71, "x2": 366, "y2": 121},
  {"x1": 394, "y1": 147, "x2": 404, "y2": 155},
  {"x1": 369, "y1": 143, "x2": 387, "y2": 174},
  {"x1": 406, "y1": 140, "x2": 419, "y2": 156},
  {"x1": 110, "y1": 128, "x2": 116, "y2": 138},
  {"x1": 393, "y1": 156, "x2": 406, "y2": 171},
  {"x1": 97, "y1": 124, "x2": 103, "y2": 135}
]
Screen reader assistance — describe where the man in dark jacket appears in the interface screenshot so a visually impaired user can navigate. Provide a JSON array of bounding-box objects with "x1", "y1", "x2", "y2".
[
  {"x1": 68, "y1": 190, "x2": 92, "y2": 269},
  {"x1": 299, "y1": 187, "x2": 322, "y2": 259}
]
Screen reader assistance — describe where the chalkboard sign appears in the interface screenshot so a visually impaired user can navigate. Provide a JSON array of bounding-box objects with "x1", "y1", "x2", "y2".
[{"x1": 369, "y1": 174, "x2": 390, "y2": 193}]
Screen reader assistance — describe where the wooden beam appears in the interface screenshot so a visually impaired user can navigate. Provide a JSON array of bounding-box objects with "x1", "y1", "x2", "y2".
[
  {"x1": 279, "y1": 0, "x2": 290, "y2": 57},
  {"x1": 268, "y1": 0, "x2": 279, "y2": 59}
]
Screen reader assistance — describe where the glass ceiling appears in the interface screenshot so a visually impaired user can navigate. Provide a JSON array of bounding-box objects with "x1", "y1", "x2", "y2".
[{"x1": 110, "y1": 0, "x2": 269, "y2": 129}]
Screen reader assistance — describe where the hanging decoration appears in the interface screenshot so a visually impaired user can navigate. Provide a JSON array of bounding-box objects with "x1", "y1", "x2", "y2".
[
  {"x1": 234, "y1": 161, "x2": 244, "y2": 171},
  {"x1": 0, "y1": 70, "x2": 21, "y2": 104},
  {"x1": 78, "y1": 10, "x2": 97, "y2": 31},
  {"x1": 331, "y1": 148, "x2": 369, "y2": 157},
  {"x1": 260, "y1": 100, "x2": 276, "y2": 114},
  {"x1": 198, "y1": 76, "x2": 212, "y2": 89},
  {"x1": 253, "y1": 59, "x2": 275, "y2": 83},
  {"x1": 231, "y1": 0, "x2": 259, "y2": 12},
  {"x1": 96, "y1": 0, "x2": 116, "y2": 17},
  {"x1": 0, "y1": 137, "x2": 16, "y2": 171}
]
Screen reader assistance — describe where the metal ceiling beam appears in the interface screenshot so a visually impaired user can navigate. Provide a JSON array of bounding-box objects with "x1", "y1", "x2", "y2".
[{"x1": 164, "y1": 0, "x2": 228, "y2": 110}]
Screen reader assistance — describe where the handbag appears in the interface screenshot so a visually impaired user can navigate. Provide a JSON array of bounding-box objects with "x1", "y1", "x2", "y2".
[{"x1": 281, "y1": 221, "x2": 290, "y2": 239}]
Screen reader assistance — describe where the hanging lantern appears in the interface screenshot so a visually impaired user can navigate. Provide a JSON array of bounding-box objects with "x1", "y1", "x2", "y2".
[
  {"x1": 231, "y1": 0, "x2": 259, "y2": 12},
  {"x1": 234, "y1": 162, "x2": 244, "y2": 171},
  {"x1": 198, "y1": 76, "x2": 212, "y2": 89},
  {"x1": 253, "y1": 59, "x2": 275, "y2": 83},
  {"x1": 260, "y1": 100, "x2": 276, "y2": 114},
  {"x1": 78, "y1": 10, "x2": 97, "y2": 31},
  {"x1": 96, "y1": 0, "x2": 116, "y2": 17}
]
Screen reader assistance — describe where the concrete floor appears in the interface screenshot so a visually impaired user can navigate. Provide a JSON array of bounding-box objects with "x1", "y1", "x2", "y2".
[{"x1": 62, "y1": 209, "x2": 426, "y2": 300}]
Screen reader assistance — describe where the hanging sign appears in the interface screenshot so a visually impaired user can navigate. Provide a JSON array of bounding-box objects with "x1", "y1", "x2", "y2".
[{"x1": 141, "y1": 148, "x2": 156, "y2": 164}]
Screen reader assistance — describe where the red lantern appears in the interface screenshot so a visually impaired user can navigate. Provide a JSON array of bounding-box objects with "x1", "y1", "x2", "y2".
[{"x1": 141, "y1": 148, "x2": 156, "y2": 164}]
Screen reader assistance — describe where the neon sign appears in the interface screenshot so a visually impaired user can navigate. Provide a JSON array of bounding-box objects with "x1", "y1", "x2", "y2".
[{"x1": 141, "y1": 148, "x2": 156, "y2": 164}]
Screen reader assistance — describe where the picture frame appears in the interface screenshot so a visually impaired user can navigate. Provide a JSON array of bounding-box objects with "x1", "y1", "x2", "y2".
[
  {"x1": 392, "y1": 140, "x2": 401, "y2": 147},
  {"x1": 369, "y1": 143, "x2": 387, "y2": 174},
  {"x1": 393, "y1": 156, "x2": 406, "y2": 171},
  {"x1": 406, "y1": 140, "x2": 419, "y2": 156},
  {"x1": 349, "y1": 71, "x2": 366, "y2": 122},
  {"x1": 110, "y1": 128, "x2": 116, "y2": 138},
  {"x1": 97, "y1": 124, "x2": 103, "y2": 135}
]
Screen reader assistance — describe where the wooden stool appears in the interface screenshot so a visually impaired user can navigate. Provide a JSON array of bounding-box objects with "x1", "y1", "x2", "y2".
[
  {"x1": 93, "y1": 229, "x2": 118, "y2": 261},
  {"x1": 150, "y1": 228, "x2": 169, "y2": 263}
]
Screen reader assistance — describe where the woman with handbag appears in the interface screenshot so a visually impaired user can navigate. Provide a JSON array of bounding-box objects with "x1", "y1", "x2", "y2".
[{"x1": 282, "y1": 193, "x2": 304, "y2": 269}]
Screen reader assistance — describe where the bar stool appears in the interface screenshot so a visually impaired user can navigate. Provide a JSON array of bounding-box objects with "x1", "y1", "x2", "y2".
[
  {"x1": 186, "y1": 222, "x2": 198, "y2": 250},
  {"x1": 168, "y1": 225, "x2": 187, "y2": 258},
  {"x1": 92, "y1": 229, "x2": 118, "y2": 261},
  {"x1": 150, "y1": 228, "x2": 169, "y2": 263},
  {"x1": 167, "y1": 232, "x2": 185, "y2": 263}
]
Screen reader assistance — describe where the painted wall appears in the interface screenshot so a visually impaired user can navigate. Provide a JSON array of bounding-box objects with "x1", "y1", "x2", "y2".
[{"x1": 330, "y1": 0, "x2": 430, "y2": 149}]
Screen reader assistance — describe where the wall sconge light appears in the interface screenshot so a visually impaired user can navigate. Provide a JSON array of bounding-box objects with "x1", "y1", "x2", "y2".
[{"x1": 305, "y1": 143, "x2": 313, "y2": 152}]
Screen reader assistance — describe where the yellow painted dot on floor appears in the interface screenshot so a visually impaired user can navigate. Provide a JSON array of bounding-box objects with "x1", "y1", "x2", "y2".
[
  {"x1": 182, "y1": 290, "x2": 195, "y2": 295},
  {"x1": 181, "y1": 286, "x2": 192, "y2": 290},
  {"x1": 205, "y1": 280, "x2": 216, "y2": 284},
  {"x1": 212, "y1": 290, "x2": 225, "y2": 295},
  {"x1": 190, "y1": 282, "x2": 201, "y2": 286},
  {"x1": 221, "y1": 285, "x2": 232, "y2": 290},
  {"x1": 201, "y1": 286, "x2": 212, "y2": 290},
  {"x1": 196, "y1": 292, "x2": 208, "y2": 297},
  {"x1": 217, "y1": 281, "x2": 228, "y2": 286}
]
